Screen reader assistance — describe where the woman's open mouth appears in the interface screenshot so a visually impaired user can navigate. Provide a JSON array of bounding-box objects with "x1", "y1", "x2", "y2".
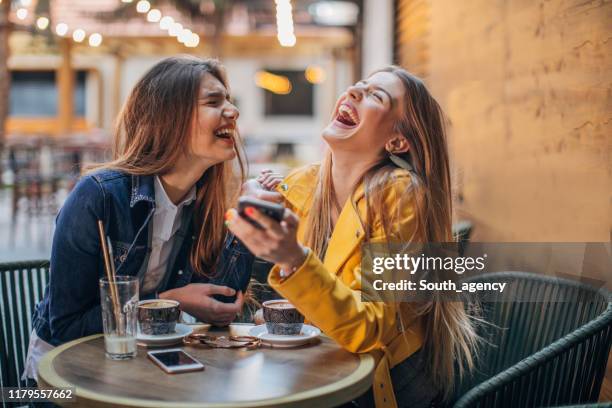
[
  {"x1": 214, "y1": 126, "x2": 235, "y2": 140},
  {"x1": 334, "y1": 104, "x2": 359, "y2": 128}
]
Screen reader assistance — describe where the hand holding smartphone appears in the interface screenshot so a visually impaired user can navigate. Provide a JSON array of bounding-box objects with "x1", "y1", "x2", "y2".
[
  {"x1": 238, "y1": 196, "x2": 285, "y2": 229},
  {"x1": 147, "y1": 349, "x2": 204, "y2": 374}
]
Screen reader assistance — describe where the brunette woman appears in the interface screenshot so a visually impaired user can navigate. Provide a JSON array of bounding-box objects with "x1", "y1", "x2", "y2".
[
  {"x1": 229, "y1": 66, "x2": 478, "y2": 407},
  {"x1": 24, "y1": 56, "x2": 253, "y2": 382}
]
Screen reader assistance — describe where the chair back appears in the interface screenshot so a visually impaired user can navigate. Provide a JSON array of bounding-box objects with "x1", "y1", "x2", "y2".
[
  {"x1": 0, "y1": 260, "x2": 50, "y2": 388},
  {"x1": 455, "y1": 272, "x2": 611, "y2": 406}
]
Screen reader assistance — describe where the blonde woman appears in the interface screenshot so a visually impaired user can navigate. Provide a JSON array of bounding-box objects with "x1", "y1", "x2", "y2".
[
  {"x1": 24, "y1": 57, "x2": 253, "y2": 383},
  {"x1": 228, "y1": 66, "x2": 478, "y2": 407}
]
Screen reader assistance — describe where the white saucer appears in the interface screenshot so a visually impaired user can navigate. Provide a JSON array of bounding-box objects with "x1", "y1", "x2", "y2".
[
  {"x1": 137, "y1": 323, "x2": 193, "y2": 347},
  {"x1": 249, "y1": 324, "x2": 321, "y2": 347}
]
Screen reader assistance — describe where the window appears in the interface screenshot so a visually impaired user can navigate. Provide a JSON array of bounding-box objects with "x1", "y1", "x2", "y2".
[
  {"x1": 264, "y1": 69, "x2": 314, "y2": 116},
  {"x1": 9, "y1": 70, "x2": 87, "y2": 117}
]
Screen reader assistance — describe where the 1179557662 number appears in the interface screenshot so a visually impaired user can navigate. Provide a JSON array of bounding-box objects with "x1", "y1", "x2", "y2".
[{"x1": 2, "y1": 387, "x2": 75, "y2": 403}]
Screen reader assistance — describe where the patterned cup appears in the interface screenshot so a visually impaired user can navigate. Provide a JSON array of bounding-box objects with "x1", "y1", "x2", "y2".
[
  {"x1": 137, "y1": 299, "x2": 180, "y2": 335},
  {"x1": 262, "y1": 299, "x2": 304, "y2": 335}
]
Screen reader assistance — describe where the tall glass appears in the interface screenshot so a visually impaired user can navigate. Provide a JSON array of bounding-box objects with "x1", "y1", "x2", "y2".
[{"x1": 99, "y1": 276, "x2": 139, "y2": 360}]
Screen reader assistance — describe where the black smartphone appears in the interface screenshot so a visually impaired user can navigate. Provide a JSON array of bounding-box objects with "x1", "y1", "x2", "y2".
[{"x1": 238, "y1": 196, "x2": 285, "y2": 229}]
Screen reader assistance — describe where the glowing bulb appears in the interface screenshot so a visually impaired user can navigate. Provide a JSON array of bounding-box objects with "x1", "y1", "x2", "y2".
[
  {"x1": 168, "y1": 22, "x2": 183, "y2": 37},
  {"x1": 147, "y1": 9, "x2": 161, "y2": 23},
  {"x1": 36, "y1": 17, "x2": 50, "y2": 30},
  {"x1": 184, "y1": 33, "x2": 200, "y2": 48},
  {"x1": 121, "y1": 0, "x2": 133, "y2": 3},
  {"x1": 159, "y1": 16, "x2": 174, "y2": 30},
  {"x1": 55, "y1": 23, "x2": 69, "y2": 36},
  {"x1": 88, "y1": 33, "x2": 103, "y2": 47},
  {"x1": 136, "y1": 0, "x2": 150, "y2": 13},
  {"x1": 16, "y1": 8, "x2": 28, "y2": 20},
  {"x1": 72, "y1": 29, "x2": 86, "y2": 43},
  {"x1": 178, "y1": 28, "x2": 192, "y2": 43},
  {"x1": 305, "y1": 65, "x2": 326, "y2": 84},
  {"x1": 278, "y1": 34, "x2": 296, "y2": 47}
]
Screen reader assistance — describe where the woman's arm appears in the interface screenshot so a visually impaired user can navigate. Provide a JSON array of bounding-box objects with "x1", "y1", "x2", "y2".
[
  {"x1": 226, "y1": 177, "x2": 420, "y2": 353},
  {"x1": 47, "y1": 176, "x2": 106, "y2": 344}
]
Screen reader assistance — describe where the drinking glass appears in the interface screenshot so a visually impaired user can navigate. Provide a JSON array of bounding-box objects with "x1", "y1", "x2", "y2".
[{"x1": 99, "y1": 276, "x2": 139, "y2": 360}]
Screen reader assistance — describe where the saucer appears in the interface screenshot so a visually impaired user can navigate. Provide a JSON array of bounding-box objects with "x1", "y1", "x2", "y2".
[
  {"x1": 249, "y1": 324, "x2": 321, "y2": 347},
  {"x1": 137, "y1": 323, "x2": 193, "y2": 347}
]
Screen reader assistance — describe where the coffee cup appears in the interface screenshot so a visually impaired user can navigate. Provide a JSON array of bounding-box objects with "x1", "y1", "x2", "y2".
[
  {"x1": 137, "y1": 299, "x2": 180, "y2": 335},
  {"x1": 262, "y1": 299, "x2": 304, "y2": 335}
]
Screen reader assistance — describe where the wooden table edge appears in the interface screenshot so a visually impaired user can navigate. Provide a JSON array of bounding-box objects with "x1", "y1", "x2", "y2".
[{"x1": 38, "y1": 334, "x2": 376, "y2": 408}]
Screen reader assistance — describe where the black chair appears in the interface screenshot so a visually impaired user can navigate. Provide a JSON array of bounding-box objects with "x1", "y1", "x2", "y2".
[
  {"x1": 454, "y1": 272, "x2": 612, "y2": 407},
  {"x1": 0, "y1": 260, "x2": 50, "y2": 390}
]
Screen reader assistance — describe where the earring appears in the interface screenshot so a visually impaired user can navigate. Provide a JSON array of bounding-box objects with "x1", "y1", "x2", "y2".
[{"x1": 389, "y1": 153, "x2": 413, "y2": 172}]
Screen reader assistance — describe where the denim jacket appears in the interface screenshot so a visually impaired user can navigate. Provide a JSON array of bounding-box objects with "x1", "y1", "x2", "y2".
[{"x1": 32, "y1": 169, "x2": 254, "y2": 346}]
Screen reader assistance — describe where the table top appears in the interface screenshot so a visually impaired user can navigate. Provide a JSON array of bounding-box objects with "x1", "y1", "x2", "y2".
[{"x1": 37, "y1": 329, "x2": 375, "y2": 408}]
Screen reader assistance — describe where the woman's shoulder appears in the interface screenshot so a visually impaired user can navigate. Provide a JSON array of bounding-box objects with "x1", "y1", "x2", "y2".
[
  {"x1": 71, "y1": 169, "x2": 133, "y2": 203},
  {"x1": 283, "y1": 163, "x2": 320, "y2": 186}
]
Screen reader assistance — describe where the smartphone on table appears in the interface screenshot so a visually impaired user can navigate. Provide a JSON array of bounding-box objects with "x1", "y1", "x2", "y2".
[{"x1": 147, "y1": 349, "x2": 204, "y2": 374}]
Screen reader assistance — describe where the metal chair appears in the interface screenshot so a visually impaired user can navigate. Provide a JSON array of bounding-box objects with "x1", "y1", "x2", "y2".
[
  {"x1": 0, "y1": 260, "x2": 50, "y2": 390},
  {"x1": 454, "y1": 272, "x2": 612, "y2": 407}
]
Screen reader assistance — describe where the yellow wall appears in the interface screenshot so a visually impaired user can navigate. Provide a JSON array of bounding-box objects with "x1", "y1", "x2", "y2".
[{"x1": 396, "y1": 0, "x2": 611, "y2": 242}]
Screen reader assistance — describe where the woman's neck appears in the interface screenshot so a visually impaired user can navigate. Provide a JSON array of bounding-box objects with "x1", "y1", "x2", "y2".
[
  {"x1": 329, "y1": 150, "x2": 380, "y2": 208},
  {"x1": 160, "y1": 158, "x2": 213, "y2": 205}
]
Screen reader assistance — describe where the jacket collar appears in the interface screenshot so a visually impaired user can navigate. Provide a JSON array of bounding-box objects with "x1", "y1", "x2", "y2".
[
  {"x1": 278, "y1": 164, "x2": 366, "y2": 276},
  {"x1": 130, "y1": 174, "x2": 156, "y2": 208}
]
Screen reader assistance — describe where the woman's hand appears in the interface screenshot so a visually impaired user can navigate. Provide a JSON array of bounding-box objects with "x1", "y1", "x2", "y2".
[
  {"x1": 159, "y1": 283, "x2": 244, "y2": 327},
  {"x1": 225, "y1": 206, "x2": 307, "y2": 275},
  {"x1": 256, "y1": 169, "x2": 284, "y2": 191},
  {"x1": 241, "y1": 178, "x2": 283, "y2": 203}
]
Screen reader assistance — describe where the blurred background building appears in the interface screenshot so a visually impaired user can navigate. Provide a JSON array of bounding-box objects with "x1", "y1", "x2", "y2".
[{"x1": 0, "y1": 0, "x2": 610, "y2": 265}]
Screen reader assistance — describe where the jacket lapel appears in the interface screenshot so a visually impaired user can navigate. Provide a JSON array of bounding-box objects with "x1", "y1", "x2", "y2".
[
  {"x1": 322, "y1": 196, "x2": 365, "y2": 275},
  {"x1": 279, "y1": 167, "x2": 369, "y2": 276}
]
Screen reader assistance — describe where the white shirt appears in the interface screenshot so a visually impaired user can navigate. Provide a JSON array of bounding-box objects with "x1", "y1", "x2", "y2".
[
  {"x1": 141, "y1": 176, "x2": 196, "y2": 294},
  {"x1": 22, "y1": 176, "x2": 196, "y2": 381}
]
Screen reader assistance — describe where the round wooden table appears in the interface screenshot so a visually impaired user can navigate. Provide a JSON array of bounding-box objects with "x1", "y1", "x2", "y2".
[{"x1": 37, "y1": 329, "x2": 375, "y2": 408}]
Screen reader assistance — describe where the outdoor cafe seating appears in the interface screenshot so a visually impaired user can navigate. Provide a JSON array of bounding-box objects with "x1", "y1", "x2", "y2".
[{"x1": 1, "y1": 258, "x2": 610, "y2": 407}]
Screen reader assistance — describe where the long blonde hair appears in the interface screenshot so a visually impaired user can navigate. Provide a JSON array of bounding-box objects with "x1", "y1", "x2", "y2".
[
  {"x1": 304, "y1": 66, "x2": 478, "y2": 400},
  {"x1": 88, "y1": 56, "x2": 246, "y2": 276}
]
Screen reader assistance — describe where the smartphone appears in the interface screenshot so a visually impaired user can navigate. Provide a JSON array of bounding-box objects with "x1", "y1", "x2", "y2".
[
  {"x1": 147, "y1": 349, "x2": 204, "y2": 374},
  {"x1": 238, "y1": 196, "x2": 285, "y2": 229}
]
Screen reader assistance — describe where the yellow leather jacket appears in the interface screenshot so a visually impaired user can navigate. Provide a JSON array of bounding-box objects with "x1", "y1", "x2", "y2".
[{"x1": 269, "y1": 164, "x2": 424, "y2": 408}]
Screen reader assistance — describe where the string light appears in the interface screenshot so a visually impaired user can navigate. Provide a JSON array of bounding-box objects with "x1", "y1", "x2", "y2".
[
  {"x1": 168, "y1": 22, "x2": 183, "y2": 37},
  {"x1": 159, "y1": 16, "x2": 174, "y2": 30},
  {"x1": 16, "y1": 8, "x2": 28, "y2": 20},
  {"x1": 55, "y1": 23, "x2": 69, "y2": 36},
  {"x1": 72, "y1": 28, "x2": 86, "y2": 43},
  {"x1": 88, "y1": 33, "x2": 103, "y2": 47},
  {"x1": 121, "y1": 0, "x2": 133, "y2": 3},
  {"x1": 275, "y1": 0, "x2": 296, "y2": 47},
  {"x1": 36, "y1": 16, "x2": 50, "y2": 30},
  {"x1": 184, "y1": 33, "x2": 200, "y2": 48},
  {"x1": 146, "y1": 9, "x2": 161, "y2": 23},
  {"x1": 136, "y1": 0, "x2": 150, "y2": 14}
]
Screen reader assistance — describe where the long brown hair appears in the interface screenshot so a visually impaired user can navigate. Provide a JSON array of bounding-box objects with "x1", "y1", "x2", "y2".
[
  {"x1": 89, "y1": 56, "x2": 246, "y2": 276},
  {"x1": 304, "y1": 66, "x2": 478, "y2": 400}
]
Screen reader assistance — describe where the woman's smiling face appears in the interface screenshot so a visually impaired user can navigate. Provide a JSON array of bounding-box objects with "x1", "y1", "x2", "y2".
[
  {"x1": 322, "y1": 71, "x2": 406, "y2": 155},
  {"x1": 188, "y1": 72, "x2": 239, "y2": 165}
]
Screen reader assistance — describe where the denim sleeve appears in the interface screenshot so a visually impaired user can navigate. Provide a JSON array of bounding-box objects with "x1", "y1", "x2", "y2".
[
  {"x1": 191, "y1": 234, "x2": 254, "y2": 303},
  {"x1": 48, "y1": 176, "x2": 105, "y2": 344}
]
